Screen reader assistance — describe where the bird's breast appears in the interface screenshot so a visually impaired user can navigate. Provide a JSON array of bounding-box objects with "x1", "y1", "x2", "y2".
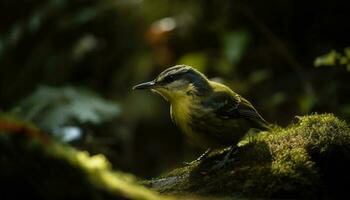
[
  {"x1": 170, "y1": 98, "x2": 221, "y2": 148},
  {"x1": 170, "y1": 97, "x2": 193, "y2": 134}
]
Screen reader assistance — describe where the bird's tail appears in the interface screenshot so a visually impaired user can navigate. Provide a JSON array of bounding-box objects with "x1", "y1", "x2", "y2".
[
  {"x1": 255, "y1": 117, "x2": 271, "y2": 131},
  {"x1": 252, "y1": 114, "x2": 272, "y2": 131}
]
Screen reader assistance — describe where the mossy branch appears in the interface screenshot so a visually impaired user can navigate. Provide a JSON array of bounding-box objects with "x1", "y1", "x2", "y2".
[
  {"x1": 1, "y1": 114, "x2": 349, "y2": 199},
  {"x1": 145, "y1": 114, "x2": 350, "y2": 199}
]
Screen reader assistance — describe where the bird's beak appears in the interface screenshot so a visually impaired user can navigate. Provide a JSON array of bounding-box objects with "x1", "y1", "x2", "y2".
[{"x1": 132, "y1": 80, "x2": 157, "y2": 90}]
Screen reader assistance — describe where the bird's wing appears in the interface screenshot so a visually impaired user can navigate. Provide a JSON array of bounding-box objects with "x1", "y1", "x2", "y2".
[
  {"x1": 201, "y1": 91, "x2": 241, "y2": 119},
  {"x1": 202, "y1": 91, "x2": 269, "y2": 129},
  {"x1": 238, "y1": 97, "x2": 268, "y2": 125}
]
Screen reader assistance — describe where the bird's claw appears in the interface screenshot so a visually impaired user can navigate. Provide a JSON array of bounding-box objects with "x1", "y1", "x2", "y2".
[
  {"x1": 210, "y1": 157, "x2": 236, "y2": 171},
  {"x1": 209, "y1": 146, "x2": 238, "y2": 171},
  {"x1": 183, "y1": 160, "x2": 198, "y2": 166},
  {"x1": 183, "y1": 148, "x2": 212, "y2": 166}
]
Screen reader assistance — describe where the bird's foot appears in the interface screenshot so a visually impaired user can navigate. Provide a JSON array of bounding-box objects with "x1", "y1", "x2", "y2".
[
  {"x1": 210, "y1": 157, "x2": 236, "y2": 171},
  {"x1": 209, "y1": 146, "x2": 238, "y2": 171},
  {"x1": 183, "y1": 160, "x2": 197, "y2": 166},
  {"x1": 183, "y1": 148, "x2": 212, "y2": 166}
]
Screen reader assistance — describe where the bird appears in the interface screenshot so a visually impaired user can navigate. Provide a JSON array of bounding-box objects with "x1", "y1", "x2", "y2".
[{"x1": 133, "y1": 65, "x2": 269, "y2": 168}]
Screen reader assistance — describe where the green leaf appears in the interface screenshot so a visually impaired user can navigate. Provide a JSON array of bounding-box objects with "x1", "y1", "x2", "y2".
[
  {"x1": 177, "y1": 52, "x2": 207, "y2": 72},
  {"x1": 223, "y1": 30, "x2": 251, "y2": 65},
  {"x1": 314, "y1": 50, "x2": 339, "y2": 67},
  {"x1": 13, "y1": 86, "x2": 120, "y2": 132}
]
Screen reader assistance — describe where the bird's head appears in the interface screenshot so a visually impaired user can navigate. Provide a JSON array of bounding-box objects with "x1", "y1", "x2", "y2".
[{"x1": 133, "y1": 65, "x2": 211, "y2": 101}]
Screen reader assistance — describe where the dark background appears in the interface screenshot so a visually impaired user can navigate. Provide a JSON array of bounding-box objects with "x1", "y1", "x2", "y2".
[{"x1": 0, "y1": 0, "x2": 349, "y2": 178}]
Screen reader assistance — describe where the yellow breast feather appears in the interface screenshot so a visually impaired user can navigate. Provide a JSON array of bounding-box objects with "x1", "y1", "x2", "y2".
[{"x1": 170, "y1": 94, "x2": 193, "y2": 134}]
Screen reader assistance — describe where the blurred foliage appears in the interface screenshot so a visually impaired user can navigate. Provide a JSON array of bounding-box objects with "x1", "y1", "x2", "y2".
[
  {"x1": 314, "y1": 47, "x2": 350, "y2": 71},
  {"x1": 0, "y1": 0, "x2": 349, "y2": 180},
  {"x1": 12, "y1": 86, "x2": 120, "y2": 141}
]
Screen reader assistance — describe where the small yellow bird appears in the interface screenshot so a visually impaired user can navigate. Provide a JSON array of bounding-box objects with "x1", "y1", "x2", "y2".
[{"x1": 133, "y1": 65, "x2": 269, "y2": 167}]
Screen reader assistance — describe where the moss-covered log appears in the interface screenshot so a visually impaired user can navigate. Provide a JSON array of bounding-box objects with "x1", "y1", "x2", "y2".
[
  {"x1": 145, "y1": 114, "x2": 350, "y2": 199},
  {"x1": 1, "y1": 114, "x2": 349, "y2": 199},
  {"x1": 0, "y1": 115, "x2": 168, "y2": 200}
]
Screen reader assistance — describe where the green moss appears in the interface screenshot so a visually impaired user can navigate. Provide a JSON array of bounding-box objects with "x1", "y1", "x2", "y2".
[
  {"x1": 0, "y1": 116, "x2": 167, "y2": 200},
  {"x1": 146, "y1": 114, "x2": 350, "y2": 199},
  {"x1": 2, "y1": 113, "x2": 349, "y2": 199},
  {"x1": 46, "y1": 144, "x2": 167, "y2": 200}
]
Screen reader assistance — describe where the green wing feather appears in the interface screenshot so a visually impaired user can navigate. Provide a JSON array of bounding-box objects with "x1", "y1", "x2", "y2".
[{"x1": 202, "y1": 91, "x2": 269, "y2": 130}]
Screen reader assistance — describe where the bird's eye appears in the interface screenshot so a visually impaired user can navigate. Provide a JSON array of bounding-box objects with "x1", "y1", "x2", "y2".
[{"x1": 163, "y1": 75, "x2": 175, "y2": 83}]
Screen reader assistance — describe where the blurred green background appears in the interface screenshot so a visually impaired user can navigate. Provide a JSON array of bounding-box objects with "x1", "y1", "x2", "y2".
[{"x1": 0, "y1": 0, "x2": 349, "y2": 178}]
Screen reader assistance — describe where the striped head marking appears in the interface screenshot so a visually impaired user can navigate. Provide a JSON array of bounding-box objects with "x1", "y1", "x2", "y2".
[{"x1": 133, "y1": 65, "x2": 211, "y2": 101}]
